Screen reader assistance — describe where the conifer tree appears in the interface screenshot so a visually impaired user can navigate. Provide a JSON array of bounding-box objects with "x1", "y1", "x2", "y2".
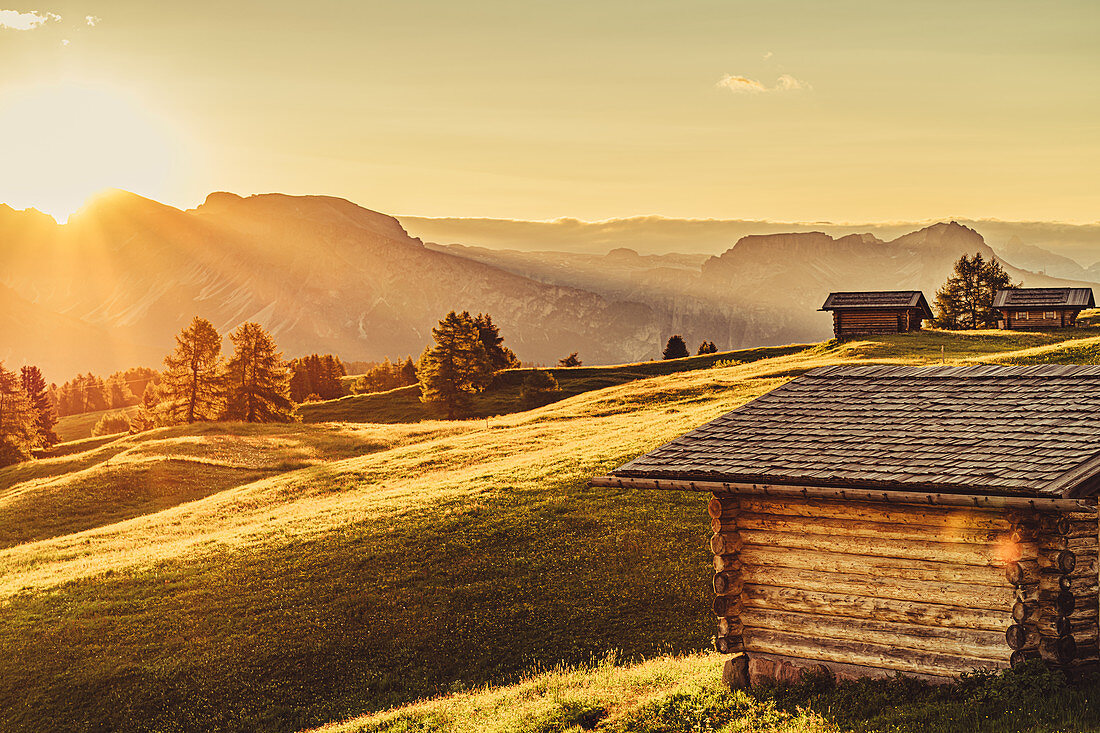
[
  {"x1": 129, "y1": 382, "x2": 166, "y2": 433},
  {"x1": 697, "y1": 340, "x2": 718, "y2": 355},
  {"x1": 0, "y1": 364, "x2": 38, "y2": 466},
  {"x1": 400, "y1": 356, "x2": 417, "y2": 385},
  {"x1": 473, "y1": 312, "x2": 520, "y2": 374},
  {"x1": 222, "y1": 322, "x2": 295, "y2": 423},
  {"x1": 163, "y1": 317, "x2": 224, "y2": 424},
  {"x1": 418, "y1": 311, "x2": 488, "y2": 418},
  {"x1": 558, "y1": 352, "x2": 582, "y2": 367},
  {"x1": 20, "y1": 365, "x2": 57, "y2": 447},
  {"x1": 934, "y1": 253, "x2": 1017, "y2": 329},
  {"x1": 662, "y1": 335, "x2": 689, "y2": 360}
]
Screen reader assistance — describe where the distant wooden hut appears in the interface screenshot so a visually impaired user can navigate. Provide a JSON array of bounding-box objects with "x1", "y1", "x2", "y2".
[
  {"x1": 820, "y1": 291, "x2": 933, "y2": 339},
  {"x1": 994, "y1": 288, "x2": 1095, "y2": 330},
  {"x1": 591, "y1": 365, "x2": 1100, "y2": 685}
]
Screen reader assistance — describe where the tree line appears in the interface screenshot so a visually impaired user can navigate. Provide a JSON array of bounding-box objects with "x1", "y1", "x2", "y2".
[{"x1": 0, "y1": 365, "x2": 58, "y2": 466}]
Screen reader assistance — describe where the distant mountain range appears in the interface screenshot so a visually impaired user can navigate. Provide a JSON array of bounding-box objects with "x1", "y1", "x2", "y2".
[{"x1": 0, "y1": 191, "x2": 1096, "y2": 381}]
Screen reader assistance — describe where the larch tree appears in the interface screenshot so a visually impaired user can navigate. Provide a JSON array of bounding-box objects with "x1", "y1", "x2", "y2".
[
  {"x1": 20, "y1": 365, "x2": 57, "y2": 447},
  {"x1": 222, "y1": 321, "x2": 295, "y2": 423},
  {"x1": 662, "y1": 334, "x2": 689, "y2": 360},
  {"x1": 0, "y1": 364, "x2": 38, "y2": 467},
  {"x1": 934, "y1": 252, "x2": 1018, "y2": 329},
  {"x1": 417, "y1": 310, "x2": 489, "y2": 418},
  {"x1": 163, "y1": 317, "x2": 225, "y2": 424},
  {"x1": 474, "y1": 312, "x2": 520, "y2": 375}
]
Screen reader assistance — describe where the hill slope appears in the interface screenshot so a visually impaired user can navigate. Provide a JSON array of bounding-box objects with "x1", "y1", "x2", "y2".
[{"x1": 2, "y1": 326, "x2": 1100, "y2": 732}]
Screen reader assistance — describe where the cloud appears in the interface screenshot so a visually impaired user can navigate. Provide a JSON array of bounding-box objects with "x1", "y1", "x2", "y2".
[
  {"x1": 716, "y1": 74, "x2": 768, "y2": 93},
  {"x1": 716, "y1": 73, "x2": 810, "y2": 94},
  {"x1": 776, "y1": 74, "x2": 808, "y2": 91},
  {"x1": 0, "y1": 9, "x2": 61, "y2": 30},
  {"x1": 85, "y1": 15, "x2": 99, "y2": 26}
]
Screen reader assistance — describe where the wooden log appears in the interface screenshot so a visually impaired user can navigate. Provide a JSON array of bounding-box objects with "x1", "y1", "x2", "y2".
[
  {"x1": 1040, "y1": 635, "x2": 1077, "y2": 665},
  {"x1": 1010, "y1": 649, "x2": 1041, "y2": 667},
  {"x1": 1007, "y1": 624, "x2": 1040, "y2": 650},
  {"x1": 747, "y1": 650, "x2": 953, "y2": 684},
  {"x1": 741, "y1": 607, "x2": 1010, "y2": 659},
  {"x1": 713, "y1": 595, "x2": 744, "y2": 618},
  {"x1": 739, "y1": 530, "x2": 1008, "y2": 567},
  {"x1": 1035, "y1": 612, "x2": 1072, "y2": 638},
  {"x1": 743, "y1": 627, "x2": 1009, "y2": 677},
  {"x1": 741, "y1": 584, "x2": 1010, "y2": 631},
  {"x1": 710, "y1": 531, "x2": 743, "y2": 556},
  {"x1": 717, "y1": 616, "x2": 744, "y2": 637},
  {"x1": 737, "y1": 497, "x2": 1012, "y2": 532},
  {"x1": 1013, "y1": 585, "x2": 1039, "y2": 605},
  {"x1": 1056, "y1": 591, "x2": 1077, "y2": 615},
  {"x1": 713, "y1": 573, "x2": 745, "y2": 596},
  {"x1": 1068, "y1": 605, "x2": 1097, "y2": 623},
  {"x1": 713, "y1": 555, "x2": 742, "y2": 574},
  {"x1": 1066, "y1": 537, "x2": 1097, "y2": 552},
  {"x1": 736, "y1": 512, "x2": 1007, "y2": 546},
  {"x1": 1012, "y1": 600, "x2": 1037, "y2": 623},
  {"x1": 707, "y1": 496, "x2": 738, "y2": 519},
  {"x1": 1039, "y1": 575, "x2": 1074, "y2": 594},
  {"x1": 1006, "y1": 561, "x2": 1041, "y2": 585},
  {"x1": 740, "y1": 565, "x2": 1015, "y2": 611},
  {"x1": 741, "y1": 545, "x2": 1007, "y2": 586},
  {"x1": 711, "y1": 517, "x2": 740, "y2": 534},
  {"x1": 1037, "y1": 550, "x2": 1076, "y2": 574},
  {"x1": 1001, "y1": 541, "x2": 1040, "y2": 563},
  {"x1": 1039, "y1": 514, "x2": 1072, "y2": 536},
  {"x1": 715, "y1": 635, "x2": 745, "y2": 654},
  {"x1": 722, "y1": 654, "x2": 749, "y2": 690}
]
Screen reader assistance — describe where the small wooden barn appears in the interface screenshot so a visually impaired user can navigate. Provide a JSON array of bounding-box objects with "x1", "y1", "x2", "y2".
[
  {"x1": 994, "y1": 288, "x2": 1095, "y2": 330},
  {"x1": 591, "y1": 365, "x2": 1100, "y2": 684},
  {"x1": 820, "y1": 291, "x2": 933, "y2": 339}
]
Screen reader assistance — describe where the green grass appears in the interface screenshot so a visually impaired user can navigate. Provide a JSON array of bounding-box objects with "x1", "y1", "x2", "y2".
[
  {"x1": 54, "y1": 404, "x2": 142, "y2": 442},
  {"x1": 316, "y1": 655, "x2": 1100, "y2": 733},
  {"x1": 4, "y1": 327, "x2": 1100, "y2": 732},
  {"x1": 299, "y1": 344, "x2": 812, "y2": 424}
]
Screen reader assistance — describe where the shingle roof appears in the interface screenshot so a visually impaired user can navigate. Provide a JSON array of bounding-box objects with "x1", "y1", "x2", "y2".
[
  {"x1": 613, "y1": 364, "x2": 1100, "y2": 498},
  {"x1": 820, "y1": 291, "x2": 933, "y2": 318},
  {"x1": 993, "y1": 288, "x2": 1095, "y2": 309}
]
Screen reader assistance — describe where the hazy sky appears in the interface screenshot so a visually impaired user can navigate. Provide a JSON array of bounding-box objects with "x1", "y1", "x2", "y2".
[{"x1": 1, "y1": 0, "x2": 1097, "y2": 222}]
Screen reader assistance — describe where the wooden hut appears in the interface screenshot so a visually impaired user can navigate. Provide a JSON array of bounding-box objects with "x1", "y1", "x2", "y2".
[
  {"x1": 590, "y1": 365, "x2": 1100, "y2": 685},
  {"x1": 820, "y1": 291, "x2": 933, "y2": 339},
  {"x1": 994, "y1": 288, "x2": 1095, "y2": 330}
]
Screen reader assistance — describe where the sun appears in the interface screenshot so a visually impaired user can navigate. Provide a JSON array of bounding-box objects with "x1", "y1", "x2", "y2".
[{"x1": 0, "y1": 81, "x2": 186, "y2": 222}]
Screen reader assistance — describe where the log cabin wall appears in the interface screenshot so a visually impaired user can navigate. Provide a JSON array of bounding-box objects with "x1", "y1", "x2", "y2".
[
  {"x1": 708, "y1": 492, "x2": 1100, "y2": 681},
  {"x1": 833, "y1": 309, "x2": 917, "y2": 338},
  {"x1": 1002, "y1": 309, "x2": 1081, "y2": 330}
]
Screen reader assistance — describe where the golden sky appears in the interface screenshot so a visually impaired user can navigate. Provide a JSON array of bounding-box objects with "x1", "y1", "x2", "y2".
[{"x1": 1, "y1": 0, "x2": 1097, "y2": 223}]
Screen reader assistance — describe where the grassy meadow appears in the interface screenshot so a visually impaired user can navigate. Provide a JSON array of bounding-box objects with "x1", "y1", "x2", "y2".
[{"x1": 4, "y1": 324, "x2": 1100, "y2": 732}]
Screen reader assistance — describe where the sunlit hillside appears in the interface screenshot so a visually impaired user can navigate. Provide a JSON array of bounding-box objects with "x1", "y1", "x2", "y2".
[{"x1": 3, "y1": 325, "x2": 1100, "y2": 732}]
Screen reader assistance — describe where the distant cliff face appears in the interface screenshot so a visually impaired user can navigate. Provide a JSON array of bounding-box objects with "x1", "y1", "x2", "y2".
[{"x1": 0, "y1": 192, "x2": 666, "y2": 379}]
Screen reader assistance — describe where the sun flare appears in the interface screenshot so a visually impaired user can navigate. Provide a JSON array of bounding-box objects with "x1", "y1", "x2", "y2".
[{"x1": 0, "y1": 82, "x2": 186, "y2": 221}]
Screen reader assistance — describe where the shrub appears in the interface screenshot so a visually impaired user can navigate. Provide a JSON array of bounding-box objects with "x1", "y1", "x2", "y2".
[
  {"x1": 521, "y1": 370, "x2": 562, "y2": 408},
  {"x1": 92, "y1": 411, "x2": 132, "y2": 436}
]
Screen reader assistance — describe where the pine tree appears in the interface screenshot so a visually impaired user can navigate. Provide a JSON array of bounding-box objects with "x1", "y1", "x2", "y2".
[
  {"x1": 20, "y1": 365, "x2": 57, "y2": 447},
  {"x1": 0, "y1": 364, "x2": 38, "y2": 466},
  {"x1": 105, "y1": 374, "x2": 137, "y2": 409},
  {"x1": 697, "y1": 341, "x2": 718, "y2": 355},
  {"x1": 558, "y1": 352, "x2": 582, "y2": 367},
  {"x1": 473, "y1": 313, "x2": 520, "y2": 375},
  {"x1": 163, "y1": 317, "x2": 225, "y2": 424},
  {"x1": 934, "y1": 253, "x2": 1017, "y2": 329},
  {"x1": 400, "y1": 356, "x2": 417, "y2": 385},
  {"x1": 662, "y1": 335, "x2": 689, "y2": 360},
  {"x1": 418, "y1": 311, "x2": 488, "y2": 418},
  {"x1": 222, "y1": 322, "x2": 295, "y2": 423}
]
